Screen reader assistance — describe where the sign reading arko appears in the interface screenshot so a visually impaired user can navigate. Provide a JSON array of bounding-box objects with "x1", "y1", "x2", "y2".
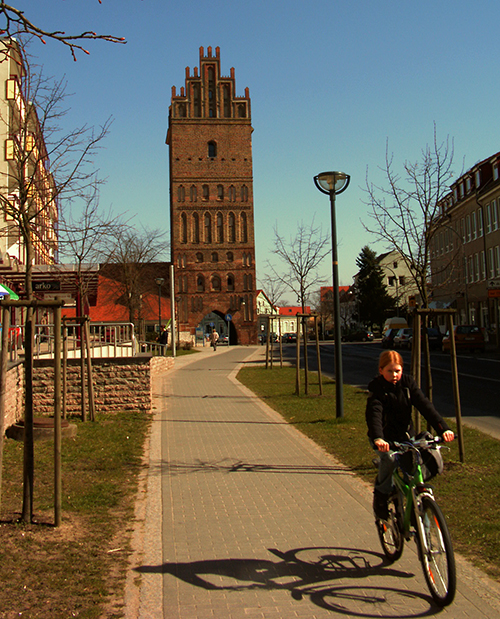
[{"x1": 33, "y1": 281, "x2": 61, "y2": 292}]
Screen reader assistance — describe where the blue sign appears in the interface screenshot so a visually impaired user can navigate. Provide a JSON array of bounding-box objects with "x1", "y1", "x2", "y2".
[{"x1": 225, "y1": 314, "x2": 232, "y2": 322}]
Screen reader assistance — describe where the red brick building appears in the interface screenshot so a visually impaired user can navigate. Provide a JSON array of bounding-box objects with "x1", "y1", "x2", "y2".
[{"x1": 166, "y1": 46, "x2": 257, "y2": 344}]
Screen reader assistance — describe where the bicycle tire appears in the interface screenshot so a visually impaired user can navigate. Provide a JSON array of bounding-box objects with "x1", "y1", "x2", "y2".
[
  {"x1": 376, "y1": 495, "x2": 404, "y2": 562},
  {"x1": 416, "y1": 496, "x2": 456, "y2": 606}
]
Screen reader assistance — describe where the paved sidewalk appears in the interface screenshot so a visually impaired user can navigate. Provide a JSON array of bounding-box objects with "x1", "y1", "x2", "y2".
[{"x1": 126, "y1": 345, "x2": 500, "y2": 618}]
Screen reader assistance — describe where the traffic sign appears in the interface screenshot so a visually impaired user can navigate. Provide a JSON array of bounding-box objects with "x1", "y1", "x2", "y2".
[
  {"x1": 487, "y1": 277, "x2": 500, "y2": 289},
  {"x1": 225, "y1": 314, "x2": 232, "y2": 322}
]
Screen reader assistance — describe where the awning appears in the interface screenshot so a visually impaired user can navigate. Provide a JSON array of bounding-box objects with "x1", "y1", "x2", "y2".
[{"x1": 0, "y1": 283, "x2": 19, "y2": 300}]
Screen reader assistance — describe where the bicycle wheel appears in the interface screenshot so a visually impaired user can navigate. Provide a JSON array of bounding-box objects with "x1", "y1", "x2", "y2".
[
  {"x1": 376, "y1": 494, "x2": 404, "y2": 562},
  {"x1": 417, "y1": 496, "x2": 456, "y2": 606}
]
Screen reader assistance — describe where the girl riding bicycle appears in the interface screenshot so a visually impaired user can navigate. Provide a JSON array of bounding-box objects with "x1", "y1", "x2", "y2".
[{"x1": 366, "y1": 350, "x2": 454, "y2": 520}]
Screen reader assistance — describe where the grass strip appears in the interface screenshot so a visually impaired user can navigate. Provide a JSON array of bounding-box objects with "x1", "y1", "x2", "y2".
[
  {"x1": 237, "y1": 365, "x2": 500, "y2": 582},
  {"x1": 0, "y1": 410, "x2": 151, "y2": 619}
]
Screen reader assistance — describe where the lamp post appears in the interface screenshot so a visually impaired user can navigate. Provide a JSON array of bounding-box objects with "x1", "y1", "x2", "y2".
[
  {"x1": 314, "y1": 171, "x2": 350, "y2": 418},
  {"x1": 155, "y1": 277, "x2": 164, "y2": 333}
]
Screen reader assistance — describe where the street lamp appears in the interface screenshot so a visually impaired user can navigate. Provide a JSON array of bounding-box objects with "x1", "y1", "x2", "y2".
[
  {"x1": 314, "y1": 171, "x2": 350, "y2": 418},
  {"x1": 155, "y1": 277, "x2": 164, "y2": 332}
]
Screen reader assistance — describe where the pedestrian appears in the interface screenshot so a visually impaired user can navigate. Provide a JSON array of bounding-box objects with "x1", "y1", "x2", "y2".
[
  {"x1": 158, "y1": 326, "x2": 169, "y2": 346},
  {"x1": 365, "y1": 349, "x2": 454, "y2": 520},
  {"x1": 209, "y1": 328, "x2": 219, "y2": 351}
]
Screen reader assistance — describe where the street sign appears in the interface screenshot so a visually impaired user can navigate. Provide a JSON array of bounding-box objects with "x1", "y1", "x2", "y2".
[
  {"x1": 487, "y1": 278, "x2": 500, "y2": 289},
  {"x1": 225, "y1": 314, "x2": 232, "y2": 322}
]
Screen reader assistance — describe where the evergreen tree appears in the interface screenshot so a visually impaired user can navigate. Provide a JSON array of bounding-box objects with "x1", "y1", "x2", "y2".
[{"x1": 355, "y1": 246, "x2": 392, "y2": 329}]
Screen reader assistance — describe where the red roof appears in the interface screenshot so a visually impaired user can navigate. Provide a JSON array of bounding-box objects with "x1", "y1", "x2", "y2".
[
  {"x1": 62, "y1": 275, "x2": 171, "y2": 323},
  {"x1": 279, "y1": 306, "x2": 311, "y2": 315}
]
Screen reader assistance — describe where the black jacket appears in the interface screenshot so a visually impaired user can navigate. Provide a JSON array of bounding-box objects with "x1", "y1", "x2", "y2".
[{"x1": 365, "y1": 374, "x2": 450, "y2": 443}]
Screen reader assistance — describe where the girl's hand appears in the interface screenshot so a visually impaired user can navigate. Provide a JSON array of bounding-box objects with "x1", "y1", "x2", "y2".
[
  {"x1": 374, "y1": 438, "x2": 390, "y2": 452},
  {"x1": 442, "y1": 430, "x2": 454, "y2": 442}
]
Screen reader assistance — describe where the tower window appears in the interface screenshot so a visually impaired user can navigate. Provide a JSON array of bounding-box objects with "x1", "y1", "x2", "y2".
[
  {"x1": 228, "y1": 212, "x2": 236, "y2": 242},
  {"x1": 204, "y1": 212, "x2": 212, "y2": 243},
  {"x1": 197, "y1": 275, "x2": 205, "y2": 292},
  {"x1": 227, "y1": 275, "x2": 235, "y2": 292},
  {"x1": 241, "y1": 212, "x2": 248, "y2": 243},
  {"x1": 217, "y1": 212, "x2": 224, "y2": 243},
  {"x1": 211, "y1": 252, "x2": 219, "y2": 262},
  {"x1": 217, "y1": 184, "x2": 224, "y2": 200},
  {"x1": 208, "y1": 141, "x2": 217, "y2": 157},
  {"x1": 202, "y1": 184, "x2": 209, "y2": 200},
  {"x1": 211, "y1": 275, "x2": 221, "y2": 291},
  {"x1": 181, "y1": 212, "x2": 187, "y2": 243},
  {"x1": 193, "y1": 212, "x2": 200, "y2": 243}
]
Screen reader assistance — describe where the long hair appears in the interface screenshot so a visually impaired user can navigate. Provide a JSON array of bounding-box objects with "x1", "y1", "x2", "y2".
[{"x1": 379, "y1": 350, "x2": 403, "y2": 370}]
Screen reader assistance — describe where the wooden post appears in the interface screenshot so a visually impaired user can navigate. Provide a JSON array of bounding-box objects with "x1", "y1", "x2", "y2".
[
  {"x1": 295, "y1": 316, "x2": 301, "y2": 395},
  {"x1": 62, "y1": 318, "x2": 68, "y2": 420},
  {"x1": 22, "y1": 312, "x2": 34, "y2": 522},
  {"x1": 302, "y1": 316, "x2": 309, "y2": 395},
  {"x1": 265, "y1": 316, "x2": 270, "y2": 369},
  {"x1": 447, "y1": 312, "x2": 464, "y2": 462},
  {"x1": 53, "y1": 306, "x2": 62, "y2": 526},
  {"x1": 84, "y1": 319, "x2": 96, "y2": 422},
  {"x1": 412, "y1": 312, "x2": 421, "y2": 435},
  {"x1": 0, "y1": 304, "x2": 11, "y2": 512},
  {"x1": 314, "y1": 315, "x2": 323, "y2": 396}
]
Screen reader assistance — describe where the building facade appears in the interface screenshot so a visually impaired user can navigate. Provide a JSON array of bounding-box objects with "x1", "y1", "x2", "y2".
[
  {"x1": 430, "y1": 151, "x2": 500, "y2": 334},
  {"x1": 378, "y1": 250, "x2": 419, "y2": 311},
  {"x1": 0, "y1": 39, "x2": 58, "y2": 269},
  {"x1": 166, "y1": 47, "x2": 257, "y2": 344}
]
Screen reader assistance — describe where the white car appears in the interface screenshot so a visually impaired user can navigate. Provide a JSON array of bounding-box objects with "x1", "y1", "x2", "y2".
[{"x1": 393, "y1": 328, "x2": 412, "y2": 349}]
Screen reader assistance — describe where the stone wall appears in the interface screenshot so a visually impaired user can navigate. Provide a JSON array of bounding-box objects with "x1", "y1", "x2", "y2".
[
  {"x1": 3, "y1": 362, "x2": 24, "y2": 429},
  {"x1": 2, "y1": 355, "x2": 175, "y2": 428}
]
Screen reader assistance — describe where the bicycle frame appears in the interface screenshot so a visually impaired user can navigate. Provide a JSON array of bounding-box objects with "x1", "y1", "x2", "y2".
[{"x1": 391, "y1": 449, "x2": 434, "y2": 541}]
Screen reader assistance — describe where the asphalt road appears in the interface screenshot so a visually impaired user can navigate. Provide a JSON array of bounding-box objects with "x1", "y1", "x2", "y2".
[{"x1": 277, "y1": 340, "x2": 500, "y2": 439}]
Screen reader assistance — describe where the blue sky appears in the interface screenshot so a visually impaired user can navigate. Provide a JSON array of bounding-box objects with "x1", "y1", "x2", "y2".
[{"x1": 14, "y1": 0, "x2": 500, "y2": 298}]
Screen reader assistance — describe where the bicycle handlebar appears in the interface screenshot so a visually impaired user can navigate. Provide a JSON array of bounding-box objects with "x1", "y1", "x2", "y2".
[{"x1": 372, "y1": 435, "x2": 450, "y2": 452}]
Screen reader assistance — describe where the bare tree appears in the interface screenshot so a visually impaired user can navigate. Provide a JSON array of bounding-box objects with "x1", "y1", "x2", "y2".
[
  {"x1": 268, "y1": 217, "x2": 331, "y2": 312},
  {"x1": 364, "y1": 125, "x2": 456, "y2": 309},
  {"x1": 104, "y1": 227, "x2": 170, "y2": 326},
  {"x1": 0, "y1": 39, "x2": 112, "y2": 522},
  {"x1": 364, "y1": 125, "x2": 457, "y2": 401},
  {"x1": 0, "y1": 2, "x2": 125, "y2": 61}
]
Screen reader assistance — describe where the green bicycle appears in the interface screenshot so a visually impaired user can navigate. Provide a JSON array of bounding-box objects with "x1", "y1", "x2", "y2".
[{"x1": 375, "y1": 436, "x2": 456, "y2": 606}]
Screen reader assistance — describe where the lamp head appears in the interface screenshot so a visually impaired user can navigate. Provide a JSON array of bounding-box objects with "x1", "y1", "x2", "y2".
[{"x1": 314, "y1": 171, "x2": 350, "y2": 195}]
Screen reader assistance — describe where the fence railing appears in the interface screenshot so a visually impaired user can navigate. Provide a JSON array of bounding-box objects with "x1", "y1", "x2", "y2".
[{"x1": 4, "y1": 322, "x2": 138, "y2": 360}]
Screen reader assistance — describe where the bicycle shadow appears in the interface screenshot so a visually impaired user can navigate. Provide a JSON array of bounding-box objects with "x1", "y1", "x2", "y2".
[{"x1": 136, "y1": 545, "x2": 441, "y2": 617}]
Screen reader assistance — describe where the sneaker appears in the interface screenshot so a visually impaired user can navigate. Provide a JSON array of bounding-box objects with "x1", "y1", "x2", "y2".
[{"x1": 373, "y1": 490, "x2": 389, "y2": 520}]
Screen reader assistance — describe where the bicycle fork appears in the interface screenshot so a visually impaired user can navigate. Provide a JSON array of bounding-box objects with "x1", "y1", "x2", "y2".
[{"x1": 412, "y1": 486, "x2": 434, "y2": 553}]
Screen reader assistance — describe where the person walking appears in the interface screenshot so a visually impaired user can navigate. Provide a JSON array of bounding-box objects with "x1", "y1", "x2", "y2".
[{"x1": 209, "y1": 328, "x2": 219, "y2": 351}]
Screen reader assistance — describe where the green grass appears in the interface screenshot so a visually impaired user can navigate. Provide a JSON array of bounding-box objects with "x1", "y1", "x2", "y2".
[
  {"x1": 0, "y1": 410, "x2": 151, "y2": 618},
  {"x1": 237, "y1": 365, "x2": 500, "y2": 582}
]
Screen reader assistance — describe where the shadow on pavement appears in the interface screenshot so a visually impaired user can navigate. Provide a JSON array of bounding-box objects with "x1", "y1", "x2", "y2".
[{"x1": 135, "y1": 545, "x2": 442, "y2": 617}]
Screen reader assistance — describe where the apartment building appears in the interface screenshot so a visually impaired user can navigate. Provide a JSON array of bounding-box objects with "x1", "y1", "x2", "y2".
[
  {"x1": 0, "y1": 39, "x2": 58, "y2": 269},
  {"x1": 430, "y1": 151, "x2": 500, "y2": 332}
]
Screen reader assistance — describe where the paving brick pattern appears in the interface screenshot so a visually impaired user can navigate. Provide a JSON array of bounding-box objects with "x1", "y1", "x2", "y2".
[{"x1": 129, "y1": 345, "x2": 500, "y2": 618}]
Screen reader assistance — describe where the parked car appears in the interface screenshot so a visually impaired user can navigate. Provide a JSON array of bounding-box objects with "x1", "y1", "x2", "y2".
[
  {"x1": 442, "y1": 325, "x2": 486, "y2": 353},
  {"x1": 219, "y1": 334, "x2": 229, "y2": 345},
  {"x1": 381, "y1": 328, "x2": 398, "y2": 349},
  {"x1": 342, "y1": 329, "x2": 374, "y2": 342},
  {"x1": 409, "y1": 327, "x2": 443, "y2": 350},
  {"x1": 393, "y1": 328, "x2": 413, "y2": 349}
]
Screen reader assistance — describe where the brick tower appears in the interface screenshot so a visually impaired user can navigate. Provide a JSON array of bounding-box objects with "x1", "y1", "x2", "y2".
[{"x1": 167, "y1": 46, "x2": 257, "y2": 345}]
